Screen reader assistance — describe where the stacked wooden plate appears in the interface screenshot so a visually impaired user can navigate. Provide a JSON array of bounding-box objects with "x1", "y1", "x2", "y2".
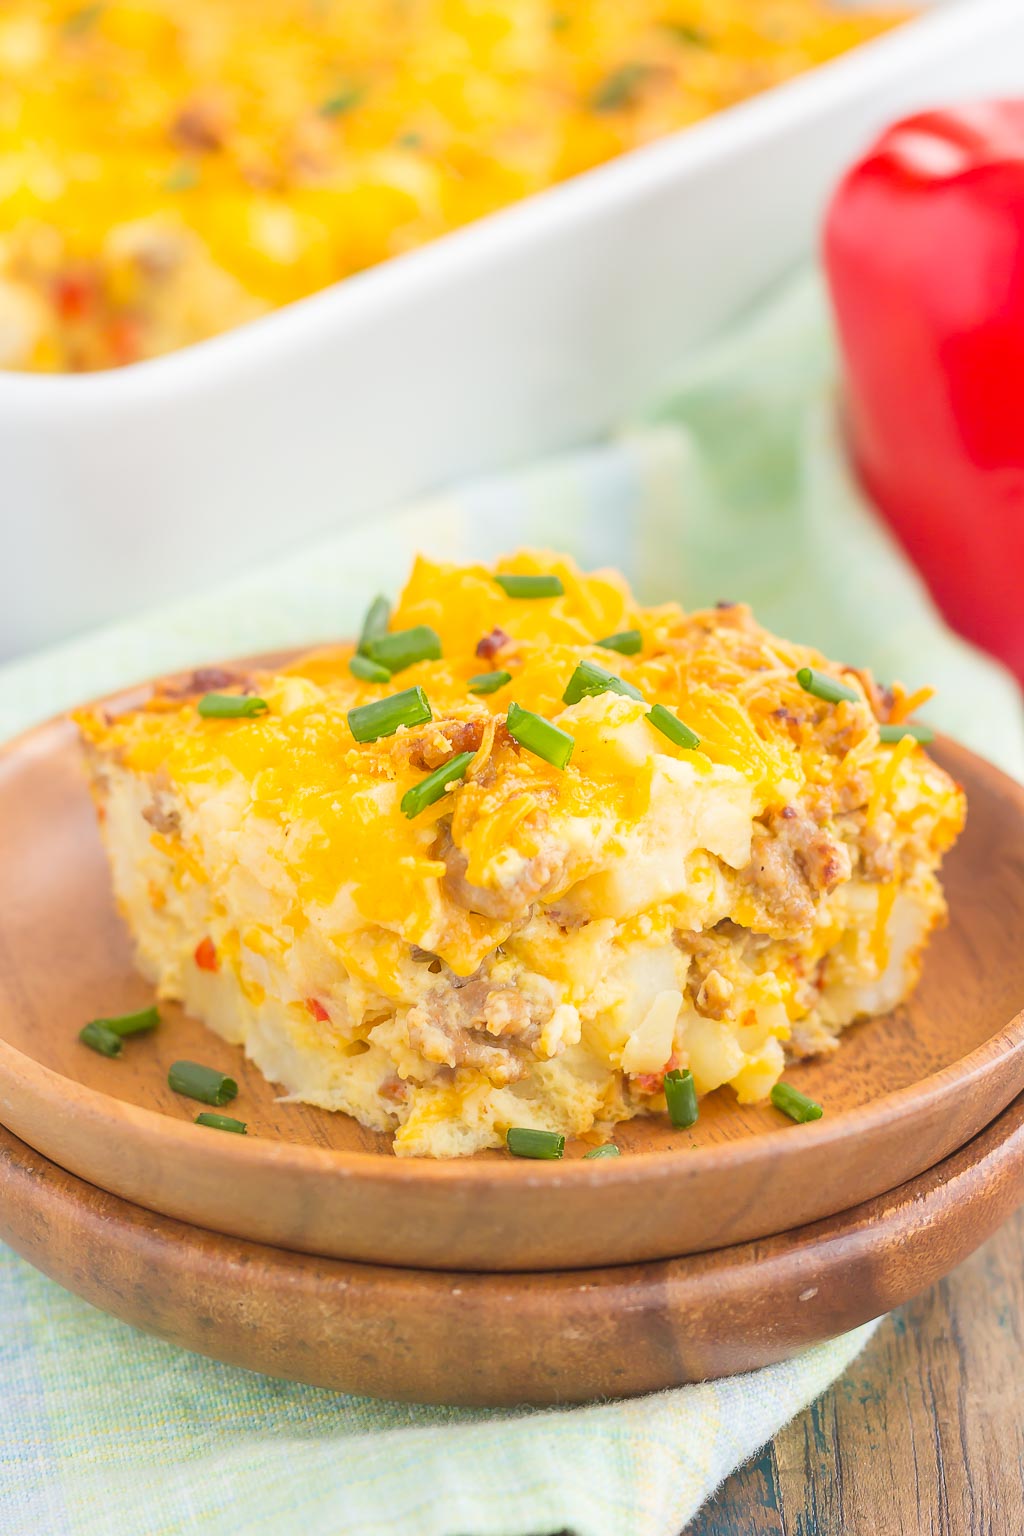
[{"x1": 1, "y1": 690, "x2": 1023, "y2": 1405}]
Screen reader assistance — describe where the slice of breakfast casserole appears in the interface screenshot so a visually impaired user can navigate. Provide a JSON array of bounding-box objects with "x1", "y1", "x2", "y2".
[{"x1": 77, "y1": 550, "x2": 964, "y2": 1156}]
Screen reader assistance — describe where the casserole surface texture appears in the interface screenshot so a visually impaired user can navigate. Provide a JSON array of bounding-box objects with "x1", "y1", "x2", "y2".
[
  {"x1": 0, "y1": 0, "x2": 900, "y2": 372},
  {"x1": 77, "y1": 550, "x2": 964, "y2": 1156}
]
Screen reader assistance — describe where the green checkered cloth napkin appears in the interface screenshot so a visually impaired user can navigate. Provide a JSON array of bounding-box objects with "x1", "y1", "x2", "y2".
[{"x1": 1, "y1": 274, "x2": 1020, "y2": 1536}]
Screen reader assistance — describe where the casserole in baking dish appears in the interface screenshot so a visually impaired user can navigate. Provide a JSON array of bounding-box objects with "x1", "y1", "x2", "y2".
[
  {"x1": 2, "y1": 1, "x2": 1021, "y2": 663},
  {"x1": 0, "y1": 0, "x2": 900, "y2": 373}
]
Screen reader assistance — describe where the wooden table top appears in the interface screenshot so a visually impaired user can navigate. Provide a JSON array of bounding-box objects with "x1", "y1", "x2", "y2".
[{"x1": 688, "y1": 1207, "x2": 1024, "y2": 1535}]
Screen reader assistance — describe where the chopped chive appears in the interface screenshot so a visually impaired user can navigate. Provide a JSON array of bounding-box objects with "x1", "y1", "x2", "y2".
[
  {"x1": 198, "y1": 693, "x2": 269, "y2": 719},
  {"x1": 347, "y1": 686, "x2": 432, "y2": 743},
  {"x1": 506, "y1": 1127, "x2": 565, "y2": 1159},
  {"x1": 770, "y1": 1081, "x2": 823, "y2": 1123},
  {"x1": 63, "y1": 3, "x2": 102, "y2": 36},
  {"x1": 349, "y1": 652, "x2": 392, "y2": 684},
  {"x1": 662, "y1": 20, "x2": 711, "y2": 45},
  {"x1": 357, "y1": 594, "x2": 391, "y2": 654},
  {"x1": 320, "y1": 82, "x2": 365, "y2": 117},
  {"x1": 89, "y1": 1004, "x2": 159, "y2": 1038},
  {"x1": 506, "y1": 702, "x2": 574, "y2": 770},
  {"x1": 597, "y1": 630, "x2": 642, "y2": 657},
  {"x1": 494, "y1": 573, "x2": 564, "y2": 599},
  {"x1": 562, "y1": 658, "x2": 643, "y2": 706},
  {"x1": 590, "y1": 62, "x2": 652, "y2": 113},
  {"x1": 583, "y1": 1143, "x2": 621, "y2": 1159},
  {"x1": 401, "y1": 750, "x2": 474, "y2": 819},
  {"x1": 879, "y1": 722, "x2": 935, "y2": 745},
  {"x1": 79, "y1": 1022, "x2": 122, "y2": 1058},
  {"x1": 195, "y1": 1112, "x2": 248, "y2": 1134},
  {"x1": 796, "y1": 667, "x2": 860, "y2": 705},
  {"x1": 468, "y1": 670, "x2": 511, "y2": 695},
  {"x1": 664, "y1": 1068, "x2": 698, "y2": 1129},
  {"x1": 363, "y1": 625, "x2": 441, "y2": 674},
  {"x1": 164, "y1": 162, "x2": 198, "y2": 192},
  {"x1": 168, "y1": 1060, "x2": 238, "y2": 1107},
  {"x1": 646, "y1": 703, "x2": 700, "y2": 750}
]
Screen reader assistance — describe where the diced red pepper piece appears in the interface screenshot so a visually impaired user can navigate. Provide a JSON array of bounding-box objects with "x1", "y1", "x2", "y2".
[
  {"x1": 825, "y1": 101, "x2": 1024, "y2": 682},
  {"x1": 195, "y1": 936, "x2": 218, "y2": 972},
  {"x1": 107, "y1": 315, "x2": 142, "y2": 366},
  {"x1": 305, "y1": 997, "x2": 329, "y2": 1022},
  {"x1": 53, "y1": 270, "x2": 97, "y2": 322},
  {"x1": 630, "y1": 1052, "x2": 679, "y2": 1096}
]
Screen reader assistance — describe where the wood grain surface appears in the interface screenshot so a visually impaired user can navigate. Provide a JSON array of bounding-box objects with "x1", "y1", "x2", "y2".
[
  {"x1": 2, "y1": 1092, "x2": 1024, "y2": 1406},
  {"x1": 0, "y1": 689, "x2": 1021, "y2": 1273},
  {"x1": 689, "y1": 1207, "x2": 1024, "y2": 1536}
]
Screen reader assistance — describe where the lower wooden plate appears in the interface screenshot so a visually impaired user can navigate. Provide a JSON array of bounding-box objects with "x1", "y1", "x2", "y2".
[
  {"x1": 3, "y1": 1095, "x2": 1024, "y2": 1405},
  {"x1": 0, "y1": 683, "x2": 1023, "y2": 1273}
]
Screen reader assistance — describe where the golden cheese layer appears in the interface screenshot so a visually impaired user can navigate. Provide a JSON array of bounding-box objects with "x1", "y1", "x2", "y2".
[
  {"x1": 78, "y1": 549, "x2": 964, "y2": 1156},
  {"x1": 0, "y1": 0, "x2": 902, "y2": 371}
]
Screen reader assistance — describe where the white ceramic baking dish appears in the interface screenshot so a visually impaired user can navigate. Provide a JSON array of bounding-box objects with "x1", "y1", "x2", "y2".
[{"x1": 2, "y1": 0, "x2": 1023, "y2": 660}]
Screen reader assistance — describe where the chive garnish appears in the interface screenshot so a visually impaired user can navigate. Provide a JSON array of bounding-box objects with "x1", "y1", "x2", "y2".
[
  {"x1": 879, "y1": 722, "x2": 935, "y2": 745},
  {"x1": 468, "y1": 670, "x2": 511, "y2": 695},
  {"x1": 198, "y1": 693, "x2": 269, "y2": 719},
  {"x1": 506, "y1": 702, "x2": 574, "y2": 769},
  {"x1": 168, "y1": 1060, "x2": 239, "y2": 1107},
  {"x1": 349, "y1": 652, "x2": 391, "y2": 684},
  {"x1": 770, "y1": 1082, "x2": 823, "y2": 1123},
  {"x1": 597, "y1": 630, "x2": 642, "y2": 656},
  {"x1": 646, "y1": 703, "x2": 700, "y2": 750},
  {"x1": 357, "y1": 594, "x2": 391, "y2": 654},
  {"x1": 63, "y1": 3, "x2": 103, "y2": 36},
  {"x1": 562, "y1": 658, "x2": 643, "y2": 705},
  {"x1": 583, "y1": 1143, "x2": 621, "y2": 1159},
  {"x1": 590, "y1": 62, "x2": 652, "y2": 113},
  {"x1": 664, "y1": 1068, "x2": 698, "y2": 1129},
  {"x1": 88, "y1": 1004, "x2": 159, "y2": 1038},
  {"x1": 79, "y1": 1022, "x2": 123, "y2": 1058},
  {"x1": 796, "y1": 667, "x2": 859, "y2": 705},
  {"x1": 401, "y1": 750, "x2": 474, "y2": 820},
  {"x1": 164, "y1": 162, "x2": 198, "y2": 192},
  {"x1": 662, "y1": 20, "x2": 711, "y2": 45},
  {"x1": 195, "y1": 1112, "x2": 248, "y2": 1134},
  {"x1": 506, "y1": 1127, "x2": 565, "y2": 1159},
  {"x1": 320, "y1": 82, "x2": 366, "y2": 117},
  {"x1": 363, "y1": 625, "x2": 442, "y2": 674},
  {"x1": 494, "y1": 573, "x2": 564, "y2": 599},
  {"x1": 347, "y1": 686, "x2": 432, "y2": 743}
]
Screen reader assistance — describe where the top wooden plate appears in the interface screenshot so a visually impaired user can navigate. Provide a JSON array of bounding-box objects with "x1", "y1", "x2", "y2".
[{"x1": 0, "y1": 666, "x2": 1022, "y2": 1273}]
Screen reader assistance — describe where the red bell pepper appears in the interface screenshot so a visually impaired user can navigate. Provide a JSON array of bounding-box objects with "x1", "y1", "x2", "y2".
[{"x1": 824, "y1": 102, "x2": 1024, "y2": 683}]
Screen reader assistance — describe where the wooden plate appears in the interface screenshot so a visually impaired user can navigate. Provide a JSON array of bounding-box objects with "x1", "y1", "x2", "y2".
[
  {"x1": 0, "y1": 678, "x2": 1022, "y2": 1274},
  {"x1": 3, "y1": 1094, "x2": 1024, "y2": 1406}
]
